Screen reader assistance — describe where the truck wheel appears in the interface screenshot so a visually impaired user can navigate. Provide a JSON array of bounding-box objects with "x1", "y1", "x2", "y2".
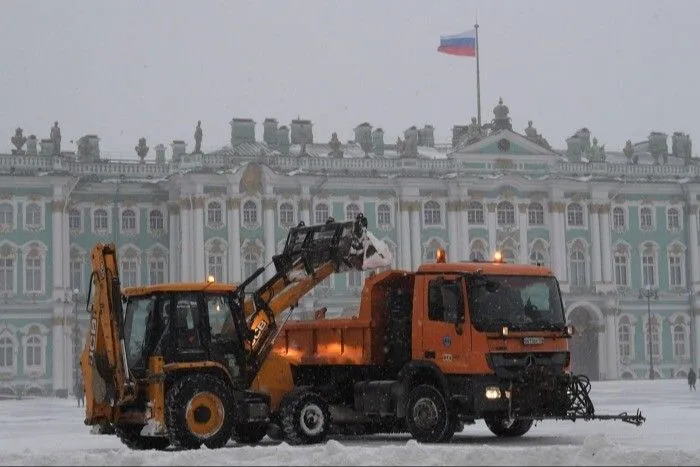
[
  {"x1": 483, "y1": 414, "x2": 533, "y2": 437},
  {"x1": 232, "y1": 422, "x2": 268, "y2": 445},
  {"x1": 280, "y1": 389, "x2": 331, "y2": 445},
  {"x1": 404, "y1": 384, "x2": 452, "y2": 443},
  {"x1": 115, "y1": 424, "x2": 171, "y2": 450},
  {"x1": 165, "y1": 374, "x2": 235, "y2": 449}
]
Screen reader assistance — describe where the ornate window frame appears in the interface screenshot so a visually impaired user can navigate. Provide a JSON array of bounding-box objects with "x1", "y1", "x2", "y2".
[
  {"x1": 0, "y1": 241, "x2": 18, "y2": 297},
  {"x1": 22, "y1": 241, "x2": 47, "y2": 296}
]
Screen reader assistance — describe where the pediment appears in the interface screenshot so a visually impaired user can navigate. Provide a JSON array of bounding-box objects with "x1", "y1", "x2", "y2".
[{"x1": 450, "y1": 129, "x2": 560, "y2": 158}]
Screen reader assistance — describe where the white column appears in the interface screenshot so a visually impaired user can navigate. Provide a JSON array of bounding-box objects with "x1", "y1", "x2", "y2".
[
  {"x1": 518, "y1": 203, "x2": 528, "y2": 264},
  {"x1": 589, "y1": 204, "x2": 602, "y2": 284},
  {"x1": 600, "y1": 205, "x2": 613, "y2": 284},
  {"x1": 549, "y1": 202, "x2": 567, "y2": 281},
  {"x1": 193, "y1": 196, "x2": 205, "y2": 282},
  {"x1": 694, "y1": 309, "x2": 700, "y2": 368},
  {"x1": 52, "y1": 303, "x2": 65, "y2": 393},
  {"x1": 179, "y1": 200, "x2": 191, "y2": 281},
  {"x1": 447, "y1": 201, "x2": 459, "y2": 262},
  {"x1": 458, "y1": 199, "x2": 469, "y2": 261},
  {"x1": 689, "y1": 206, "x2": 700, "y2": 286},
  {"x1": 400, "y1": 200, "x2": 411, "y2": 270},
  {"x1": 410, "y1": 202, "x2": 422, "y2": 270},
  {"x1": 300, "y1": 197, "x2": 311, "y2": 226},
  {"x1": 51, "y1": 198, "x2": 64, "y2": 299},
  {"x1": 263, "y1": 198, "x2": 276, "y2": 281},
  {"x1": 486, "y1": 202, "x2": 497, "y2": 257},
  {"x1": 227, "y1": 197, "x2": 242, "y2": 283},
  {"x1": 597, "y1": 330, "x2": 607, "y2": 380},
  {"x1": 168, "y1": 204, "x2": 179, "y2": 282},
  {"x1": 605, "y1": 312, "x2": 618, "y2": 380}
]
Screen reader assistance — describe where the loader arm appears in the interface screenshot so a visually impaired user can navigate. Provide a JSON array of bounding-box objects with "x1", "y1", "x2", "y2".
[
  {"x1": 80, "y1": 243, "x2": 137, "y2": 426},
  {"x1": 236, "y1": 214, "x2": 392, "y2": 385}
]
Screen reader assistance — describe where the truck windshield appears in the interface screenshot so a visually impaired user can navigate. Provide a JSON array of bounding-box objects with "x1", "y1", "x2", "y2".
[
  {"x1": 466, "y1": 274, "x2": 565, "y2": 332},
  {"x1": 123, "y1": 295, "x2": 157, "y2": 368}
]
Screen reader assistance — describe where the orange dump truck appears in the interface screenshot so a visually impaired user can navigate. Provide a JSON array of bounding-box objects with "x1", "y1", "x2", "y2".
[{"x1": 267, "y1": 253, "x2": 644, "y2": 443}]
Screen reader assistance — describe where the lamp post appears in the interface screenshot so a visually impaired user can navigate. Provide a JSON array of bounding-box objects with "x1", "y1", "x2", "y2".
[
  {"x1": 638, "y1": 285, "x2": 658, "y2": 380},
  {"x1": 72, "y1": 288, "x2": 80, "y2": 394}
]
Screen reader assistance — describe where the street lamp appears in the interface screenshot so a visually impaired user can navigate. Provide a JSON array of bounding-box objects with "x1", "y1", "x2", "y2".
[
  {"x1": 72, "y1": 288, "x2": 80, "y2": 395},
  {"x1": 638, "y1": 285, "x2": 658, "y2": 380}
]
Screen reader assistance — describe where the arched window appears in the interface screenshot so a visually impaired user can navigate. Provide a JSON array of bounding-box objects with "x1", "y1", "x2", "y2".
[
  {"x1": 528, "y1": 202, "x2": 544, "y2": 226},
  {"x1": 614, "y1": 245, "x2": 630, "y2": 286},
  {"x1": 467, "y1": 202, "x2": 484, "y2": 225},
  {"x1": 25, "y1": 203, "x2": 41, "y2": 227},
  {"x1": 315, "y1": 203, "x2": 329, "y2": 224},
  {"x1": 25, "y1": 253, "x2": 42, "y2": 293},
  {"x1": 469, "y1": 239, "x2": 487, "y2": 261},
  {"x1": 345, "y1": 203, "x2": 361, "y2": 221},
  {"x1": 0, "y1": 336, "x2": 13, "y2": 368},
  {"x1": 121, "y1": 209, "x2": 137, "y2": 232},
  {"x1": 0, "y1": 203, "x2": 13, "y2": 226},
  {"x1": 640, "y1": 207, "x2": 653, "y2": 230},
  {"x1": 149, "y1": 209, "x2": 164, "y2": 231},
  {"x1": 613, "y1": 207, "x2": 626, "y2": 230},
  {"x1": 377, "y1": 204, "x2": 391, "y2": 226},
  {"x1": 242, "y1": 200, "x2": 257, "y2": 225},
  {"x1": 93, "y1": 209, "x2": 108, "y2": 231},
  {"x1": 424, "y1": 239, "x2": 444, "y2": 263},
  {"x1": 673, "y1": 324, "x2": 686, "y2": 359},
  {"x1": 208, "y1": 201, "x2": 223, "y2": 226},
  {"x1": 641, "y1": 244, "x2": 657, "y2": 287},
  {"x1": 25, "y1": 335, "x2": 42, "y2": 367},
  {"x1": 502, "y1": 249, "x2": 516, "y2": 263},
  {"x1": 69, "y1": 209, "x2": 81, "y2": 231},
  {"x1": 569, "y1": 250, "x2": 587, "y2": 286},
  {"x1": 646, "y1": 316, "x2": 661, "y2": 359},
  {"x1": 530, "y1": 250, "x2": 545, "y2": 266},
  {"x1": 566, "y1": 203, "x2": 584, "y2": 227},
  {"x1": 667, "y1": 208, "x2": 680, "y2": 230},
  {"x1": 243, "y1": 251, "x2": 262, "y2": 288},
  {"x1": 497, "y1": 201, "x2": 515, "y2": 226},
  {"x1": 423, "y1": 201, "x2": 441, "y2": 226},
  {"x1": 618, "y1": 317, "x2": 633, "y2": 362},
  {"x1": 279, "y1": 203, "x2": 294, "y2": 227}
]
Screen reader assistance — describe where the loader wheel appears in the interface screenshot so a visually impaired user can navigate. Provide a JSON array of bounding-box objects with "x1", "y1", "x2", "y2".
[
  {"x1": 280, "y1": 388, "x2": 331, "y2": 445},
  {"x1": 115, "y1": 424, "x2": 170, "y2": 450},
  {"x1": 404, "y1": 384, "x2": 453, "y2": 443},
  {"x1": 231, "y1": 422, "x2": 268, "y2": 445},
  {"x1": 483, "y1": 414, "x2": 534, "y2": 438},
  {"x1": 165, "y1": 373, "x2": 235, "y2": 449}
]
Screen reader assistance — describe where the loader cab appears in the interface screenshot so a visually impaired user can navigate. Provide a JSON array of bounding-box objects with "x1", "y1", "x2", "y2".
[{"x1": 122, "y1": 284, "x2": 248, "y2": 380}]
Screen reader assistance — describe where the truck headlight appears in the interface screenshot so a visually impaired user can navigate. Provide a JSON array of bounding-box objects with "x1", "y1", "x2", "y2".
[
  {"x1": 501, "y1": 325, "x2": 509, "y2": 337},
  {"x1": 485, "y1": 386, "x2": 501, "y2": 400}
]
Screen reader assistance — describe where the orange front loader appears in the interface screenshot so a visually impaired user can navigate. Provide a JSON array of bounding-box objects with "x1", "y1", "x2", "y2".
[{"x1": 263, "y1": 250, "x2": 645, "y2": 443}]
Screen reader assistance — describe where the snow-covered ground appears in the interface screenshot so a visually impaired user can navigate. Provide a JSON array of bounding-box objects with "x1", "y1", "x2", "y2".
[{"x1": 1, "y1": 379, "x2": 699, "y2": 466}]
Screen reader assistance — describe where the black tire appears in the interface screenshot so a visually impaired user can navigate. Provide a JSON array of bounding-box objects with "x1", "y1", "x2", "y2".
[
  {"x1": 280, "y1": 388, "x2": 331, "y2": 445},
  {"x1": 404, "y1": 384, "x2": 452, "y2": 443},
  {"x1": 483, "y1": 414, "x2": 534, "y2": 437},
  {"x1": 232, "y1": 422, "x2": 268, "y2": 445},
  {"x1": 165, "y1": 373, "x2": 236, "y2": 449},
  {"x1": 115, "y1": 424, "x2": 170, "y2": 450}
]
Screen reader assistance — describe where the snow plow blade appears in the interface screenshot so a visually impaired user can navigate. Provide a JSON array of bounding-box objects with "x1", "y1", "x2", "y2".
[{"x1": 562, "y1": 374, "x2": 646, "y2": 426}]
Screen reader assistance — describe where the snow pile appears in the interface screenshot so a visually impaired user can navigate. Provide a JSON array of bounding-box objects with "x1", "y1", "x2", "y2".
[{"x1": 1, "y1": 379, "x2": 699, "y2": 466}]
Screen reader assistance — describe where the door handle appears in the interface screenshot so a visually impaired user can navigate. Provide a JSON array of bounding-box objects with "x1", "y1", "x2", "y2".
[{"x1": 424, "y1": 350, "x2": 436, "y2": 359}]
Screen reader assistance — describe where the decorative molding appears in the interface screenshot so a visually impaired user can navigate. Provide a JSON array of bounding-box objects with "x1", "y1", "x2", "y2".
[
  {"x1": 486, "y1": 202, "x2": 497, "y2": 213},
  {"x1": 51, "y1": 199, "x2": 65, "y2": 213},
  {"x1": 548, "y1": 201, "x2": 566, "y2": 213},
  {"x1": 226, "y1": 197, "x2": 241, "y2": 210},
  {"x1": 517, "y1": 203, "x2": 529, "y2": 213},
  {"x1": 299, "y1": 198, "x2": 311, "y2": 211},
  {"x1": 262, "y1": 198, "x2": 277, "y2": 210}
]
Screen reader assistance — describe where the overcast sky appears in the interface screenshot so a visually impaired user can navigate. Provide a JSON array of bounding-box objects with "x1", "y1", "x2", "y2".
[{"x1": 1, "y1": 0, "x2": 698, "y2": 158}]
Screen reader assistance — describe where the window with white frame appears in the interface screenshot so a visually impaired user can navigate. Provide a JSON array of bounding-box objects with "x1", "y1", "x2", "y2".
[
  {"x1": 646, "y1": 316, "x2": 661, "y2": 359},
  {"x1": 242, "y1": 200, "x2": 257, "y2": 225},
  {"x1": 208, "y1": 254, "x2": 224, "y2": 282},
  {"x1": 120, "y1": 259, "x2": 139, "y2": 287},
  {"x1": 0, "y1": 203, "x2": 13, "y2": 226},
  {"x1": 618, "y1": 317, "x2": 633, "y2": 361},
  {"x1": 279, "y1": 203, "x2": 294, "y2": 227},
  {"x1": 208, "y1": 201, "x2": 223, "y2": 226},
  {"x1": 377, "y1": 203, "x2": 391, "y2": 226},
  {"x1": 424, "y1": 239, "x2": 443, "y2": 263},
  {"x1": 25, "y1": 203, "x2": 41, "y2": 228},
  {"x1": 668, "y1": 252, "x2": 684, "y2": 287},
  {"x1": 528, "y1": 202, "x2": 544, "y2": 226},
  {"x1": 502, "y1": 249, "x2": 517, "y2": 264},
  {"x1": 149, "y1": 209, "x2": 164, "y2": 231},
  {"x1": 70, "y1": 260, "x2": 83, "y2": 293},
  {"x1": 93, "y1": 209, "x2": 108, "y2": 231},
  {"x1": 640, "y1": 207, "x2": 654, "y2": 230},
  {"x1": 423, "y1": 201, "x2": 441, "y2": 226},
  {"x1": 641, "y1": 250, "x2": 656, "y2": 287},
  {"x1": 567, "y1": 203, "x2": 584, "y2": 227},
  {"x1": 121, "y1": 209, "x2": 137, "y2": 233},
  {"x1": 149, "y1": 259, "x2": 166, "y2": 285},
  {"x1": 348, "y1": 269, "x2": 363, "y2": 289},
  {"x1": 242, "y1": 251, "x2": 261, "y2": 288},
  {"x1": 497, "y1": 201, "x2": 515, "y2": 226},
  {"x1": 614, "y1": 249, "x2": 629, "y2": 286},
  {"x1": 612, "y1": 207, "x2": 626, "y2": 230},
  {"x1": 0, "y1": 257, "x2": 13, "y2": 293},
  {"x1": 672, "y1": 321, "x2": 687, "y2": 360},
  {"x1": 68, "y1": 209, "x2": 81, "y2": 231},
  {"x1": 667, "y1": 208, "x2": 680, "y2": 230},
  {"x1": 569, "y1": 249, "x2": 587, "y2": 286},
  {"x1": 345, "y1": 203, "x2": 361, "y2": 221},
  {"x1": 25, "y1": 255, "x2": 42, "y2": 293},
  {"x1": 0, "y1": 335, "x2": 13, "y2": 368},
  {"x1": 25, "y1": 334, "x2": 42, "y2": 367},
  {"x1": 469, "y1": 239, "x2": 487, "y2": 261},
  {"x1": 530, "y1": 250, "x2": 545, "y2": 266},
  {"x1": 467, "y1": 202, "x2": 484, "y2": 225},
  {"x1": 315, "y1": 203, "x2": 330, "y2": 224}
]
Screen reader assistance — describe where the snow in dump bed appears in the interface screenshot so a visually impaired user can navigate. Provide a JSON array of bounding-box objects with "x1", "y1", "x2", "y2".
[{"x1": 1, "y1": 379, "x2": 699, "y2": 466}]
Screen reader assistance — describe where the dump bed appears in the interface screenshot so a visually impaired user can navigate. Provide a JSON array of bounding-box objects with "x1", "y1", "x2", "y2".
[{"x1": 272, "y1": 270, "x2": 415, "y2": 366}]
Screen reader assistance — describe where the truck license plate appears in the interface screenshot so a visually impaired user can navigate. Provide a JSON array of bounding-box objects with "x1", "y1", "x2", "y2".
[{"x1": 523, "y1": 337, "x2": 544, "y2": 345}]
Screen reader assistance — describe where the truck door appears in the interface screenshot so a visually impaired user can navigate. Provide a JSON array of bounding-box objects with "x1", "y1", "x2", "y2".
[{"x1": 420, "y1": 275, "x2": 470, "y2": 372}]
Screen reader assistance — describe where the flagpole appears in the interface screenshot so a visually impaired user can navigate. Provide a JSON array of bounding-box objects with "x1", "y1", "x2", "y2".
[{"x1": 475, "y1": 22, "x2": 482, "y2": 127}]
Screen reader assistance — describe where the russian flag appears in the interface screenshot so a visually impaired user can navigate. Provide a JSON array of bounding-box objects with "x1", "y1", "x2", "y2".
[{"x1": 437, "y1": 29, "x2": 476, "y2": 57}]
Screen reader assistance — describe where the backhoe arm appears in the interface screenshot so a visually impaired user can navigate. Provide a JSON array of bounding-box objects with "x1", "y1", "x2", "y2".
[{"x1": 80, "y1": 243, "x2": 136, "y2": 426}]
